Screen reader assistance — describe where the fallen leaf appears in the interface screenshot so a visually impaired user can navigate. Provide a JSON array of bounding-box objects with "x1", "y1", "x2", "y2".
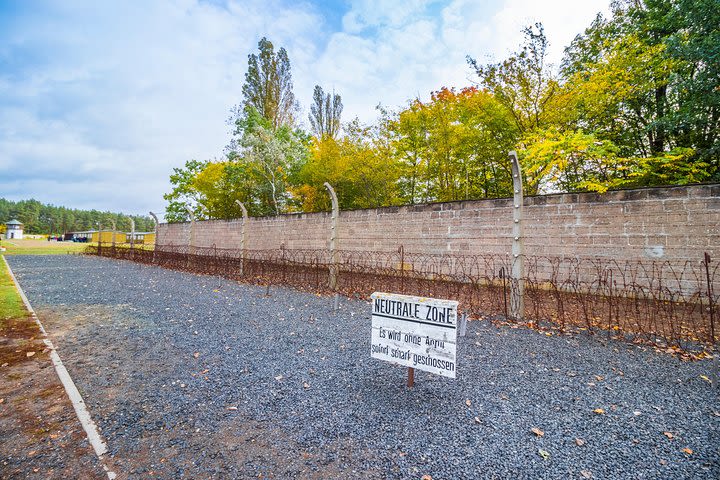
[
  {"x1": 699, "y1": 375, "x2": 711, "y2": 383},
  {"x1": 421, "y1": 475, "x2": 432, "y2": 480},
  {"x1": 303, "y1": 382, "x2": 310, "y2": 389},
  {"x1": 226, "y1": 406, "x2": 238, "y2": 411},
  {"x1": 681, "y1": 448, "x2": 693, "y2": 455},
  {"x1": 663, "y1": 432, "x2": 674, "y2": 440},
  {"x1": 595, "y1": 375, "x2": 604, "y2": 381},
  {"x1": 538, "y1": 448, "x2": 550, "y2": 460},
  {"x1": 531, "y1": 427, "x2": 544, "y2": 437},
  {"x1": 580, "y1": 470, "x2": 592, "y2": 479},
  {"x1": 575, "y1": 438, "x2": 585, "y2": 446},
  {"x1": 193, "y1": 352, "x2": 200, "y2": 359},
  {"x1": 474, "y1": 416, "x2": 481, "y2": 424},
  {"x1": 593, "y1": 408, "x2": 605, "y2": 415},
  {"x1": 465, "y1": 399, "x2": 471, "y2": 407},
  {"x1": 659, "y1": 459, "x2": 668, "y2": 465},
  {"x1": 26, "y1": 351, "x2": 35, "y2": 357}
]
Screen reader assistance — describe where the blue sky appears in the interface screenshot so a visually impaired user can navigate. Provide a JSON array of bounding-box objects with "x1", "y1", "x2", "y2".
[{"x1": 0, "y1": 0, "x2": 609, "y2": 218}]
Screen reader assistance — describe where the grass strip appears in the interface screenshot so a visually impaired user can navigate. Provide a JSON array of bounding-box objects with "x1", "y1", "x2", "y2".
[{"x1": 0, "y1": 257, "x2": 27, "y2": 321}]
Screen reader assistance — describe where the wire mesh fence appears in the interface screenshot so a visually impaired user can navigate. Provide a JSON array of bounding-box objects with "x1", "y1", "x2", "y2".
[{"x1": 86, "y1": 242, "x2": 718, "y2": 350}]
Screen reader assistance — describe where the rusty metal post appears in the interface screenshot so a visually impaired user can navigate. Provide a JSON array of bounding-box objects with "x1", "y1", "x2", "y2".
[
  {"x1": 407, "y1": 367, "x2": 415, "y2": 388},
  {"x1": 149, "y1": 211, "x2": 159, "y2": 263},
  {"x1": 324, "y1": 182, "x2": 339, "y2": 291},
  {"x1": 235, "y1": 200, "x2": 248, "y2": 276},
  {"x1": 509, "y1": 151, "x2": 525, "y2": 320}
]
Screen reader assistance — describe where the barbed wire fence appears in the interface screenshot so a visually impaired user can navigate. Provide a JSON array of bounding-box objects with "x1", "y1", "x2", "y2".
[{"x1": 86, "y1": 241, "x2": 718, "y2": 351}]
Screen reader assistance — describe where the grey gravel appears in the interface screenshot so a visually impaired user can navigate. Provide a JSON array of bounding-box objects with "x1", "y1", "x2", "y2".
[{"x1": 7, "y1": 254, "x2": 720, "y2": 479}]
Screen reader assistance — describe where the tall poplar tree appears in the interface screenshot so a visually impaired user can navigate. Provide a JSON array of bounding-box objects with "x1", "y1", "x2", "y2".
[
  {"x1": 241, "y1": 37, "x2": 297, "y2": 130},
  {"x1": 309, "y1": 85, "x2": 343, "y2": 139}
]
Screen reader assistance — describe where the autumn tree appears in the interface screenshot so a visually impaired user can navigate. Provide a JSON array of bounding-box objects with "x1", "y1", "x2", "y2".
[
  {"x1": 309, "y1": 85, "x2": 343, "y2": 140},
  {"x1": 386, "y1": 87, "x2": 518, "y2": 204},
  {"x1": 295, "y1": 118, "x2": 400, "y2": 211},
  {"x1": 468, "y1": 23, "x2": 572, "y2": 137}
]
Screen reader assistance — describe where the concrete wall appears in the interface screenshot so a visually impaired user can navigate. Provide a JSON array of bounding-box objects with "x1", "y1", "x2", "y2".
[{"x1": 157, "y1": 184, "x2": 719, "y2": 262}]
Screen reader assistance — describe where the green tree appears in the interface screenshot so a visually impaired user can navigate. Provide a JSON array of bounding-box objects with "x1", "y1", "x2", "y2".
[
  {"x1": 309, "y1": 85, "x2": 343, "y2": 140},
  {"x1": 229, "y1": 108, "x2": 309, "y2": 215},
  {"x1": 240, "y1": 37, "x2": 297, "y2": 130},
  {"x1": 563, "y1": 0, "x2": 719, "y2": 178}
]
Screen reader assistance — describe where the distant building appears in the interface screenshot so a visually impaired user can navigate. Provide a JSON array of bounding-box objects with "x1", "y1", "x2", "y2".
[{"x1": 5, "y1": 219, "x2": 23, "y2": 240}]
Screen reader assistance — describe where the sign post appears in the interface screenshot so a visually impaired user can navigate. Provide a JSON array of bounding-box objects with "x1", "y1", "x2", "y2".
[{"x1": 371, "y1": 292, "x2": 459, "y2": 385}]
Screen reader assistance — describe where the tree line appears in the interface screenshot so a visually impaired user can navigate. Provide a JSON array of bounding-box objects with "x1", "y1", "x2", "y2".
[
  {"x1": 165, "y1": 0, "x2": 719, "y2": 222},
  {"x1": 0, "y1": 198, "x2": 154, "y2": 235}
]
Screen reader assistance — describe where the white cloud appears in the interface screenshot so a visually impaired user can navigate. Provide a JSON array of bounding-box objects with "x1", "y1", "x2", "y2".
[{"x1": 0, "y1": 0, "x2": 610, "y2": 218}]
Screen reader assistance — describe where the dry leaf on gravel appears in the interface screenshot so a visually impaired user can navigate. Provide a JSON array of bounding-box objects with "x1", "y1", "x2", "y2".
[
  {"x1": 303, "y1": 382, "x2": 310, "y2": 389},
  {"x1": 531, "y1": 427, "x2": 544, "y2": 437},
  {"x1": 193, "y1": 352, "x2": 200, "y2": 358},
  {"x1": 26, "y1": 351, "x2": 35, "y2": 357},
  {"x1": 465, "y1": 399, "x2": 471, "y2": 407},
  {"x1": 575, "y1": 438, "x2": 585, "y2": 446},
  {"x1": 593, "y1": 408, "x2": 605, "y2": 414},
  {"x1": 421, "y1": 475, "x2": 432, "y2": 480},
  {"x1": 580, "y1": 470, "x2": 592, "y2": 479},
  {"x1": 538, "y1": 448, "x2": 550, "y2": 460},
  {"x1": 663, "y1": 432, "x2": 674, "y2": 439},
  {"x1": 682, "y1": 448, "x2": 693, "y2": 455}
]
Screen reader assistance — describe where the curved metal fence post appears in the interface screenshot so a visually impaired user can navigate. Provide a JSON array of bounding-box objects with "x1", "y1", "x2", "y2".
[
  {"x1": 509, "y1": 151, "x2": 525, "y2": 320},
  {"x1": 235, "y1": 200, "x2": 248, "y2": 276},
  {"x1": 111, "y1": 220, "x2": 117, "y2": 249},
  {"x1": 185, "y1": 206, "x2": 195, "y2": 256},
  {"x1": 149, "y1": 211, "x2": 159, "y2": 263},
  {"x1": 97, "y1": 223, "x2": 102, "y2": 255},
  {"x1": 129, "y1": 217, "x2": 135, "y2": 251},
  {"x1": 324, "y1": 182, "x2": 339, "y2": 292}
]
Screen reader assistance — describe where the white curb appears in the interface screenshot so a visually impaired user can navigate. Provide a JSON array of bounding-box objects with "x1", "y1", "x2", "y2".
[{"x1": 2, "y1": 256, "x2": 117, "y2": 479}]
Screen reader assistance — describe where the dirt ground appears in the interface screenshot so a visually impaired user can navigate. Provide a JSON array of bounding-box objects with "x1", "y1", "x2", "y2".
[{"x1": 0, "y1": 313, "x2": 107, "y2": 479}]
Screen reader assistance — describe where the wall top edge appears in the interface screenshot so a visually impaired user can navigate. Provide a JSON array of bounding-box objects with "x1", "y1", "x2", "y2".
[{"x1": 158, "y1": 183, "x2": 718, "y2": 225}]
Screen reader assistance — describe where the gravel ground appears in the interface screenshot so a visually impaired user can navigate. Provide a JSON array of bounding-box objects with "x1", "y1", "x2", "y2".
[{"x1": 7, "y1": 254, "x2": 720, "y2": 479}]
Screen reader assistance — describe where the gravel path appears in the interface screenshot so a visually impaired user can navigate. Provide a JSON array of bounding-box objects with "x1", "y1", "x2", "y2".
[{"x1": 7, "y1": 254, "x2": 719, "y2": 479}]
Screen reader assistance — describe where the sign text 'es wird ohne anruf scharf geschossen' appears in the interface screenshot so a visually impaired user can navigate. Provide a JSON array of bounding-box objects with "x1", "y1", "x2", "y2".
[{"x1": 370, "y1": 292, "x2": 458, "y2": 378}]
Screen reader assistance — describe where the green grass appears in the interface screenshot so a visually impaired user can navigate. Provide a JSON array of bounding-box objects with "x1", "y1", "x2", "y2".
[
  {"x1": 0, "y1": 258, "x2": 27, "y2": 320},
  {"x1": 0, "y1": 239, "x2": 89, "y2": 255}
]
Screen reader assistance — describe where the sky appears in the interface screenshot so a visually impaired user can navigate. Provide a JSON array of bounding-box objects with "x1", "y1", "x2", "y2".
[{"x1": 0, "y1": 0, "x2": 610, "y2": 218}]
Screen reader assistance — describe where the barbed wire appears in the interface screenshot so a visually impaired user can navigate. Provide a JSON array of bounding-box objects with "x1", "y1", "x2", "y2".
[{"x1": 86, "y1": 243, "x2": 718, "y2": 350}]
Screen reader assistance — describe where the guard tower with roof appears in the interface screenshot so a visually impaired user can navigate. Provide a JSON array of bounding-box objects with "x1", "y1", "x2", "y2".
[{"x1": 5, "y1": 219, "x2": 23, "y2": 240}]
